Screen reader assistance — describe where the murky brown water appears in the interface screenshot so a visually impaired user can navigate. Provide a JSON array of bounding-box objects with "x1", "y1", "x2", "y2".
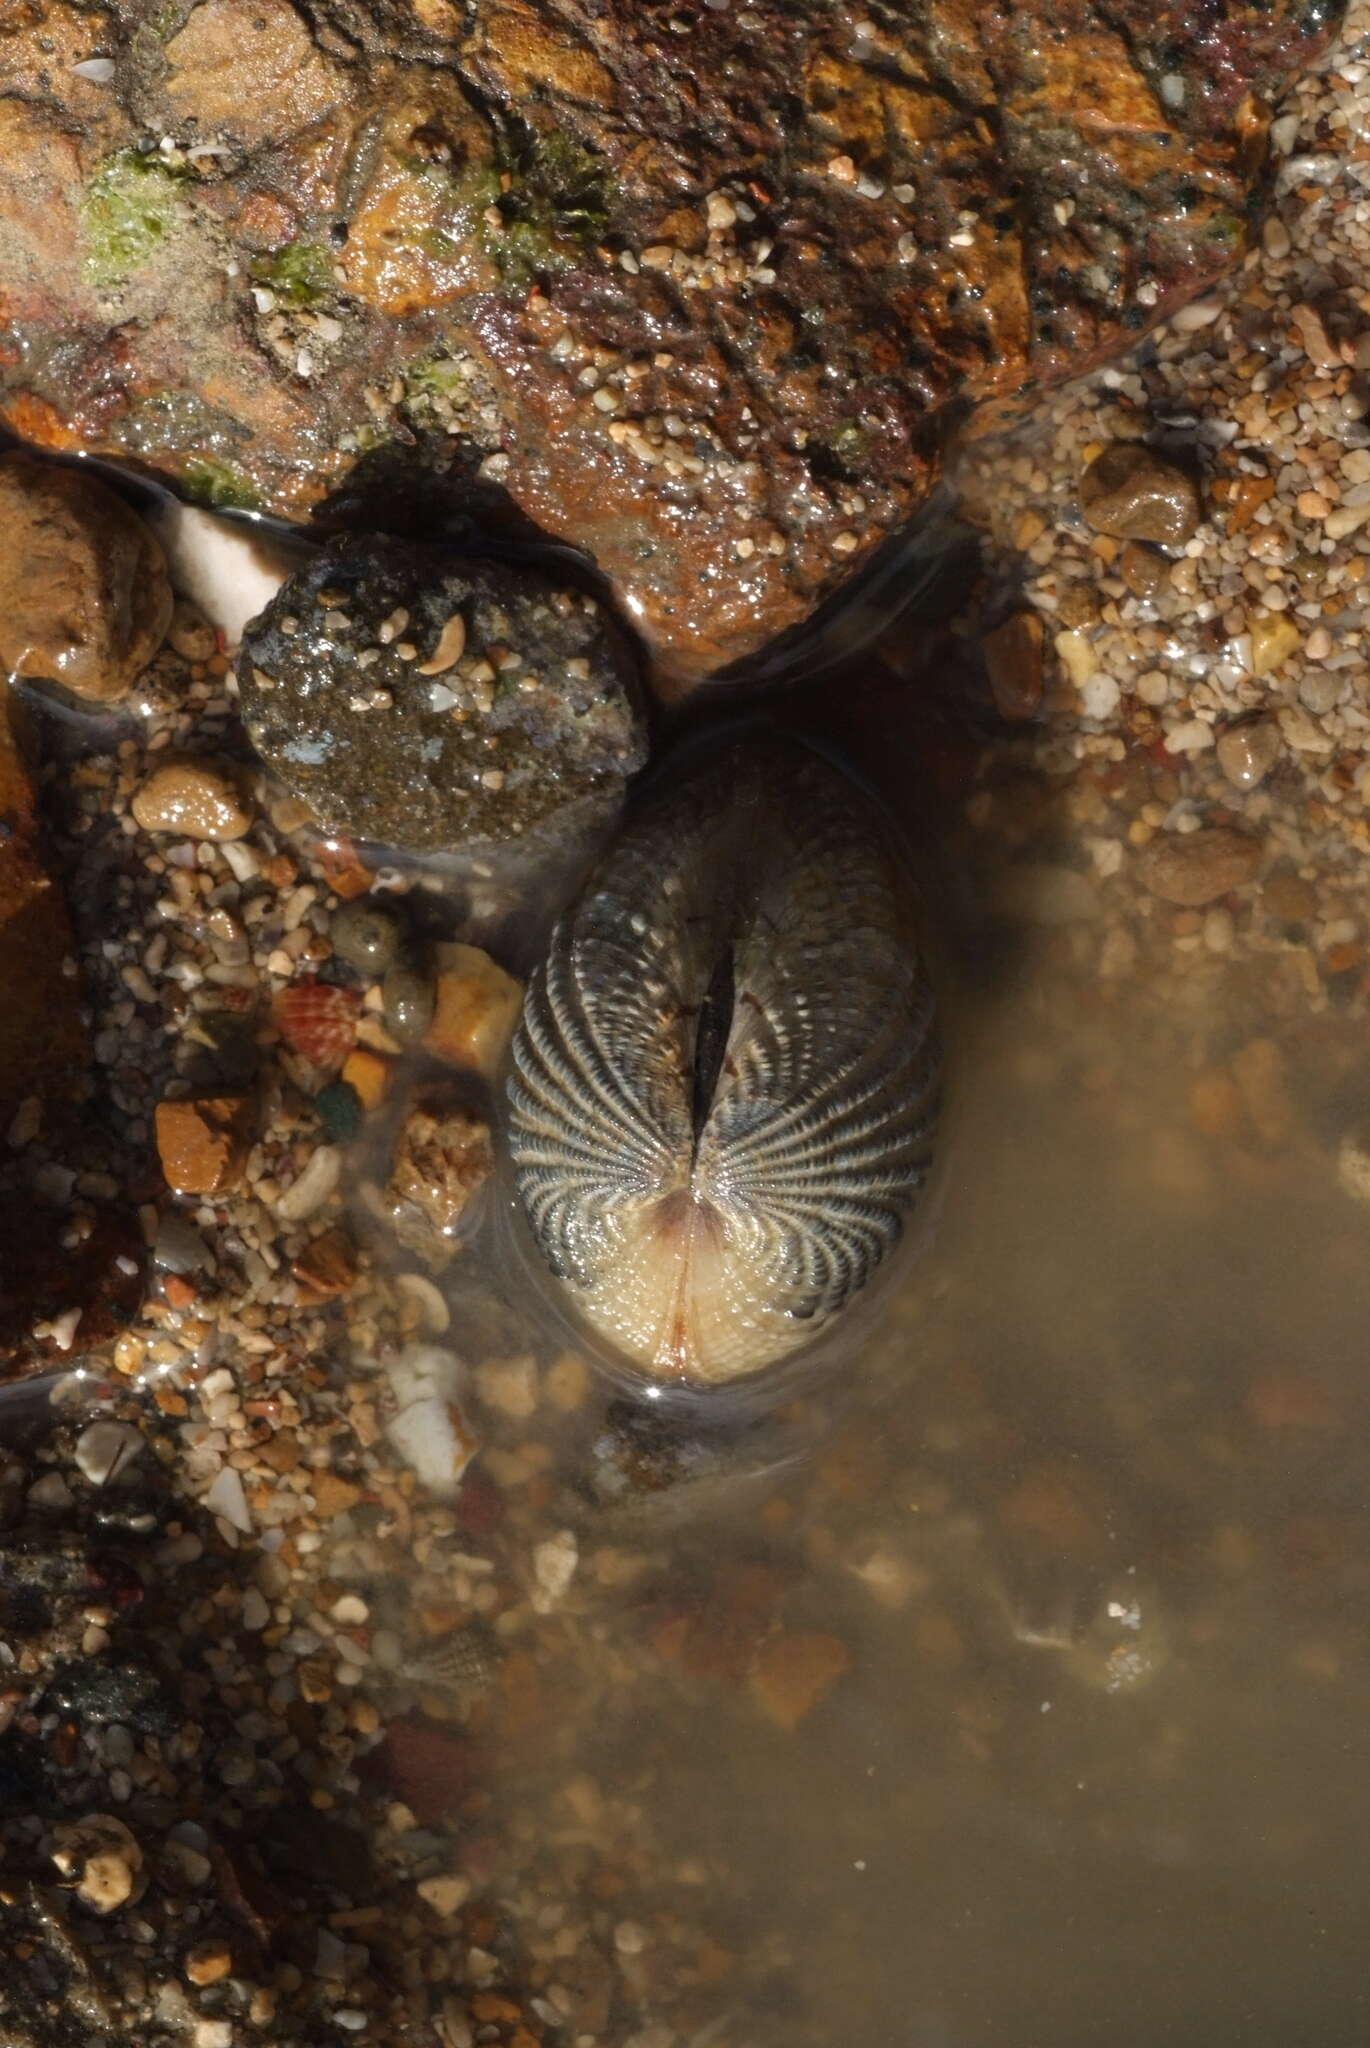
[{"x1": 441, "y1": 721, "x2": 1370, "y2": 2048}]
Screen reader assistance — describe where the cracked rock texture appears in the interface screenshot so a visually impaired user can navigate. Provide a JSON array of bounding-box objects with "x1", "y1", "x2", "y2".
[{"x1": 0, "y1": 0, "x2": 1340, "y2": 683}]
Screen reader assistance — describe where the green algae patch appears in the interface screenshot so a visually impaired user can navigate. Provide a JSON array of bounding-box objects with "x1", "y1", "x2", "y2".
[
  {"x1": 180, "y1": 457, "x2": 263, "y2": 512},
  {"x1": 80, "y1": 152, "x2": 191, "y2": 288},
  {"x1": 250, "y1": 239, "x2": 335, "y2": 308},
  {"x1": 488, "y1": 123, "x2": 613, "y2": 284}
]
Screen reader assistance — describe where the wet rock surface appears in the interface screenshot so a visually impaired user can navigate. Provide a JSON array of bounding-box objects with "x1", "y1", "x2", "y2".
[
  {"x1": 1079, "y1": 442, "x2": 1203, "y2": 545},
  {"x1": 0, "y1": 456, "x2": 171, "y2": 704},
  {"x1": 1136, "y1": 826, "x2": 1264, "y2": 906},
  {"x1": 0, "y1": 0, "x2": 1337, "y2": 679},
  {"x1": 383, "y1": 1095, "x2": 495, "y2": 1268},
  {"x1": 130, "y1": 754, "x2": 251, "y2": 840},
  {"x1": 238, "y1": 536, "x2": 645, "y2": 855}
]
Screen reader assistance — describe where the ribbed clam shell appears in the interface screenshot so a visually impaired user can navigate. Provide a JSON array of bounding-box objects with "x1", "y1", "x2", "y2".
[
  {"x1": 506, "y1": 736, "x2": 940, "y2": 1389},
  {"x1": 400, "y1": 1627, "x2": 501, "y2": 1705}
]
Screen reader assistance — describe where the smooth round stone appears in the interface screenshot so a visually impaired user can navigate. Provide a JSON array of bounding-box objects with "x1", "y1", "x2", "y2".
[
  {"x1": 1216, "y1": 716, "x2": 1281, "y2": 792},
  {"x1": 332, "y1": 898, "x2": 402, "y2": 975},
  {"x1": 1079, "y1": 442, "x2": 1202, "y2": 546},
  {"x1": 1137, "y1": 826, "x2": 1262, "y2": 907},
  {"x1": 383, "y1": 956, "x2": 436, "y2": 1044}
]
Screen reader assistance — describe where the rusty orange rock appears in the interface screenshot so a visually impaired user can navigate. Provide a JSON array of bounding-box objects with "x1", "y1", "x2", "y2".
[
  {"x1": 424, "y1": 945, "x2": 524, "y2": 1080},
  {"x1": 155, "y1": 1094, "x2": 256, "y2": 1196},
  {"x1": 0, "y1": 2, "x2": 1337, "y2": 682},
  {"x1": 0, "y1": 455, "x2": 171, "y2": 703}
]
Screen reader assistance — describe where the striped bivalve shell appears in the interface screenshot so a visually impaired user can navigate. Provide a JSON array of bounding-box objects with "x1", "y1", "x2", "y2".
[{"x1": 505, "y1": 735, "x2": 941, "y2": 1390}]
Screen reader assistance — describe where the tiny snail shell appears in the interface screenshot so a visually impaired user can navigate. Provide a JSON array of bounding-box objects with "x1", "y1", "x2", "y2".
[{"x1": 505, "y1": 733, "x2": 942, "y2": 1390}]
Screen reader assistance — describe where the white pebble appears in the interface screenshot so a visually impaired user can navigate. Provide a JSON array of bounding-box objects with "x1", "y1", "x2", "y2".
[
  {"x1": 1337, "y1": 1133, "x2": 1370, "y2": 1206},
  {"x1": 1262, "y1": 215, "x2": 1292, "y2": 260},
  {"x1": 151, "y1": 502, "x2": 309, "y2": 650},
  {"x1": 74, "y1": 1421, "x2": 144, "y2": 1487},
  {"x1": 1171, "y1": 294, "x2": 1223, "y2": 331},
  {"x1": 385, "y1": 1343, "x2": 460, "y2": 1408},
  {"x1": 1163, "y1": 719, "x2": 1214, "y2": 753},
  {"x1": 386, "y1": 1398, "x2": 476, "y2": 1500},
  {"x1": 276, "y1": 1145, "x2": 342, "y2": 1223},
  {"x1": 532, "y1": 1529, "x2": 579, "y2": 1613},
  {"x1": 1079, "y1": 672, "x2": 1120, "y2": 721},
  {"x1": 204, "y1": 1465, "x2": 252, "y2": 1534}
]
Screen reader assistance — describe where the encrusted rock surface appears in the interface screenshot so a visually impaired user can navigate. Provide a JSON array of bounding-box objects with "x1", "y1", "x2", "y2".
[
  {"x1": 238, "y1": 535, "x2": 645, "y2": 854},
  {"x1": 0, "y1": 0, "x2": 1339, "y2": 682}
]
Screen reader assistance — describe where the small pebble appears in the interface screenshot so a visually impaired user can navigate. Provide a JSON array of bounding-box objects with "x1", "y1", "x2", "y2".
[
  {"x1": 1137, "y1": 827, "x2": 1262, "y2": 907},
  {"x1": 1248, "y1": 611, "x2": 1301, "y2": 678},
  {"x1": 276, "y1": 1144, "x2": 343, "y2": 1223},
  {"x1": 1262, "y1": 214, "x2": 1292, "y2": 260},
  {"x1": 417, "y1": 1873, "x2": 471, "y2": 1918},
  {"x1": 28, "y1": 1471, "x2": 74, "y2": 1510},
  {"x1": 241, "y1": 1586, "x2": 271, "y2": 1630},
  {"x1": 1079, "y1": 442, "x2": 1201, "y2": 545},
  {"x1": 51, "y1": 1814, "x2": 143, "y2": 1913},
  {"x1": 983, "y1": 611, "x2": 1044, "y2": 721},
  {"x1": 1337, "y1": 1131, "x2": 1370, "y2": 1206},
  {"x1": 423, "y1": 944, "x2": 524, "y2": 1078},
  {"x1": 1216, "y1": 718, "x2": 1280, "y2": 792},
  {"x1": 382, "y1": 956, "x2": 437, "y2": 1045},
  {"x1": 333, "y1": 899, "x2": 403, "y2": 975},
  {"x1": 532, "y1": 1529, "x2": 579, "y2": 1613},
  {"x1": 474, "y1": 1353, "x2": 540, "y2": 1419},
  {"x1": 1079, "y1": 672, "x2": 1121, "y2": 721},
  {"x1": 167, "y1": 598, "x2": 218, "y2": 662},
  {"x1": 155, "y1": 1094, "x2": 255, "y2": 1196},
  {"x1": 74, "y1": 1420, "x2": 144, "y2": 1487},
  {"x1": 205, "y1": 1464, "x2": 252, "y2": 1534},
  {"x1": 185, "y1": 1941, "x2": 233, "y2": 1987},
  {"x1": 1299, "y1": 670, "x2": 1344, "y2": 717},
  {"x1": 132, "y1": 758, "x2": 252, "y2": 842}
]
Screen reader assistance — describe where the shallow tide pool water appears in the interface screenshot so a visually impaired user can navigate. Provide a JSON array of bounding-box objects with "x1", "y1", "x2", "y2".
[{"x1": 448, "y1": 707, "x2": 1370, "y2": 2048}]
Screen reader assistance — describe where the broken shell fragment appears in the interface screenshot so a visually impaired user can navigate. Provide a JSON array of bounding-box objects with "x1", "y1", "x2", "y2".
[{"x1": 416, "y1": 611, "x2": 467, "y2": 675}]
